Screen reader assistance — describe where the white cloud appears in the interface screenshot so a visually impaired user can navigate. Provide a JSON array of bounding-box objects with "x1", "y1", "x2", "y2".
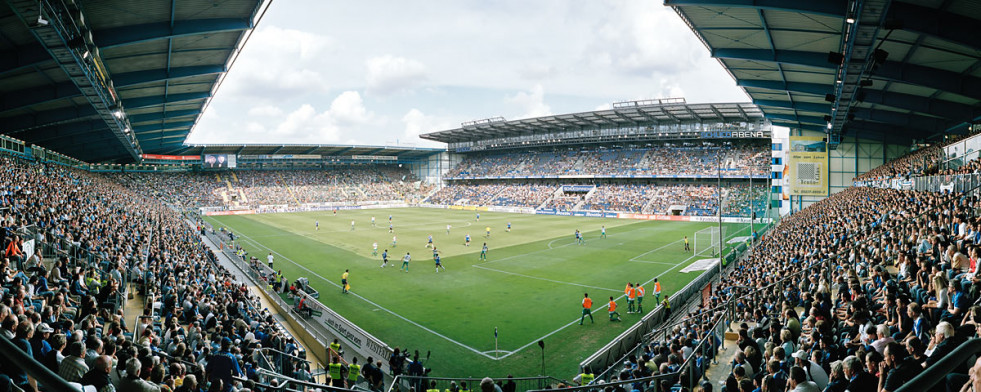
[
  {"x1": 585, "y1": 1, "x2": 703, "y2": 78},
  {"x1": 517, "y1": 63, "x2": 557, "y2": 81},
  {"x1": 507, "y1": 84, "x2": 552, "y2": 119},
  {"x1": 222, "y1": 26, "x2": 334, "y2": 100},
  {"x1": 401, "y1": 108, "x2": 455, "y2": 140},
  {"x1": 189, "y1": 91, "x2": 374, "y2": 144},
  {"x1": 365, "y1": 55, "x2": 428, "y2": 96},
  {"x1": 248, "y1": 105, "x2": 284, "y2": 117}
]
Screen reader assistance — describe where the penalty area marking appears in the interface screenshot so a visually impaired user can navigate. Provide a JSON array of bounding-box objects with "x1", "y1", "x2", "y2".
[
  {"x1": 495, "y1": 225, "x2": 752, "y2": 360},
  {"x1": 213, "y1": 220, "x2": 501, "y2": 360}
]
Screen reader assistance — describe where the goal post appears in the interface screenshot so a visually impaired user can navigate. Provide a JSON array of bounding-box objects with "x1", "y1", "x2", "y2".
[{"x1": 694, "y1": 227, "x2": 726, "y2": 256}]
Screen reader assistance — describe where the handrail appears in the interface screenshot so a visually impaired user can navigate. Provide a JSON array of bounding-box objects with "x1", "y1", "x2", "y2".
[
  {"x1": 0, "y1": 333, "x2": 83, "y2": 391},
  {"x1": 896, "y1": 338, "x2": 981, "y2": 392}
]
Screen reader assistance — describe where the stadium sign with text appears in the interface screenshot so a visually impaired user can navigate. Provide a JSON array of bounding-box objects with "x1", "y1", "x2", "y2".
[
  {"x1": 142, "y1": 153, "x2": 199, "y2": 161},
  {"x1": 699, "y1": 130, "x2": 770, "y2": 139},
  {"x1": 788, "y1": 136, "x2": 829, "y2": 196}
]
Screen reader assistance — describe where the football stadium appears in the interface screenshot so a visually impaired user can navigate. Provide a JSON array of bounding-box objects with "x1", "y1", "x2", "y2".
[{"x1": 0, "y1": 1, "x2": 980, "y2": 392}]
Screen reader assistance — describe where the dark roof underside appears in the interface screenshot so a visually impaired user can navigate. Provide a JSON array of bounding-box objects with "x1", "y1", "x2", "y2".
[
  {"x1": 0, "y1": 0, "x2": 267, "y2": 162},
  {"x1": 178, "y1": 144, "x2": 445, "y2": 160},
  {"x1": 667, "y1": 0, "x2": 981, "y2": 145}
]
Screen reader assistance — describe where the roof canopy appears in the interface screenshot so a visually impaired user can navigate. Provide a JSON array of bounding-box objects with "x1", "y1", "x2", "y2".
[
  {"x1": 0, "y1": 0, "x2": 269, "y2": 162},
  {"x1": 667, "y1": 0, "x2": 981, "y2": 147},
  {"x1": 421, "y1": 100, "x2": 763, "y2": 143}
]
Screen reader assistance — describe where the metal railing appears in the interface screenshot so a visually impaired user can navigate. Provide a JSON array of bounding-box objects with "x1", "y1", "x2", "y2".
[
  {"x1": 578, "y1": 222, "x2": 765, "y2": 379},
  {"x1": 0, "y1": 332, "x2": 82, "y2": 391},
  {"x1": 389, "y1": 375, "x2": 562, "y2": 392},
  {"x1": 896, "y1": 338, "x2": 981, "y2": 392}
]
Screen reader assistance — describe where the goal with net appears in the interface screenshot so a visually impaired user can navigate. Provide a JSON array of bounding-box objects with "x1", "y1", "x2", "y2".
[{"x1": 694, "y1": 226, "x2": 726, "y2": 256}]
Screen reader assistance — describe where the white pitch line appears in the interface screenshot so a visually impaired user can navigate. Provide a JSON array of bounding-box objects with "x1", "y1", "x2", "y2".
[
  {"x1": 472, "y1": 264, "x2": 622, "y2": 293},
  {"x1": 214, "y1": 220, "x2": 499, "y2": 360},
  {"x1": 497, "y1": 225, "x2": 752, "y2": 359},
  {"x1": 628, "y1": 238, "x2": 684, "y2": 261},
  {"x1": 629, "y1": 260, "x2": 680, "y2": 266}
]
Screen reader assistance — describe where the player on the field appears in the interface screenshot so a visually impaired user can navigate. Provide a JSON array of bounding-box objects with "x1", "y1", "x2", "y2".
[
  {"x1": 426, "y1": 235, "x2": 433, "y2": 249},
  {"x1": 341, "y1": 270, "x2": 350, "y2": 294},
  {"x1": 372, "y1": 242, "x2": 378, "y2": 256},
  {"x1": 480, "y1": 243, "x2": 488, "y2": 260},
  {"x1": 389, "y1": 223, "x2": 394, "y2": 233},
  {"x1": 476, "y1": 212, "x2": 480, "y2": 221},
  {"x1": 625, "y1": 283, "x2": 636, "y2": 313},
  {"x1": 434, "y1": 254, "x2": 444, "y2": 273},
  {"x1": 653, "y1": 278, "x2": 661, "y2": 303},
  {"x1": 601, "y1": 226, "x2": 606, "y2": 239},
  {"x1": 371, "y1": 216, "x2": 376, "y2": 227},
  {"x1": 506, "y1": 222, "x2": 511, "y2": 232},
  {"x1": 351, "y1": 220, "x2": 356, "y2": 231},
  {"x1": 333, "y1": 208, "x2": 337, "y2": 216},
  {"x1": 316, "y1": 220, "x2": 319, "y2": 231},
  {"x1": 465, "y1": 233, "x2": 471, "y2": 247},
  {"x1": 432, "y1": 246, "x2": 439, "y2": 260},
  {"x1": 635, "y1": 282, "x2": 645, "y2": 313},
  {"x1": 389, "y1": 214, "x2": 393, "y2": 223},
  {"x1": 401, "y1": 252, "x2": 411, "y2": 272},
  {"x1": 684, "y1": 236, "x2": 690, "y2": 252},
  {"x1": 446, "y1": 224, "x2": 451, "y2": 235},
  {"x1": 392, "y1": 235, "x2": 397, "y2": 248},
  {"x1": 380, "y1": 249, "x2": 389, "y2": 268},
  {"x1": 575, "y1": 230, "x2": 581, "y2": 245},
  {"x1": 608, "y1": 297, "x2": 621, "y2": 321},
  {"x1": 485, "y1": 226, "x2": 491, "y2": 238},
  {"x1": 580, "y1": 293, "x2": 594, "y2": 325}
]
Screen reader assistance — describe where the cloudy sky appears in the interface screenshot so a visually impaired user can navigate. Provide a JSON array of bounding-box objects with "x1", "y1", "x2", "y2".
[{"x1": 184, "y1": 0, "x2": 748, "y2": 148}]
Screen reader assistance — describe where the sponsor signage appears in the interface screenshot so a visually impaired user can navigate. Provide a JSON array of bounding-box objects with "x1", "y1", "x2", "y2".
[
  {"x1": 788, "y1": 136, "x2": 829, "y2": 196},
  {"x1": 699, "y1": 131, "x2": 770, "y2": 139},
  {"x1": 562, "y1": 185, "x2": 596, "y2": 192},
  {"x1": 299, "y1": 292, "x2": 393, "y2": 361},
  {"x1": 352, "y1": 155, "x2": 398, "y2": 161},
  {"x1": 204, "y1": 210, "x2": 256, "y2": 216},
  {"x1": 142, "y1": 154, "x2": 199, "y2": 161}
]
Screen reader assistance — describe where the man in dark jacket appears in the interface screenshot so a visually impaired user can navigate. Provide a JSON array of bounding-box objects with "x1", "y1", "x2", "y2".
[
  {"x1": 79, "y1": 355, "x2": 115, "y2": 392},
  {"x1": 843, "y1": 355, "x2": 876, "y2": 392}
]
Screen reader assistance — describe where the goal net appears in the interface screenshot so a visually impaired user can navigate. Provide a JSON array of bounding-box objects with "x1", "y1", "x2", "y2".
[{"x1": 694, "y1": 227, "x2": 726, "y2": 256}]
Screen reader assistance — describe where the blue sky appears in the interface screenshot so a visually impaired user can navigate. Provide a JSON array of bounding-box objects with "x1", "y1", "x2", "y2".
[{"x1": 185, "y1": 0, "x2": 748, "y2": 147}]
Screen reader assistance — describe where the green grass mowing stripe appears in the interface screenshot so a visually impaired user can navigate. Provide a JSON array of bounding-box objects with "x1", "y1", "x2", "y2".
[
  {"x1": 212, "y1": 216, "x2": 501, "y2": 359},
  {"x1": 206, "y1": 209, "x2": 751, "y2": 377}
]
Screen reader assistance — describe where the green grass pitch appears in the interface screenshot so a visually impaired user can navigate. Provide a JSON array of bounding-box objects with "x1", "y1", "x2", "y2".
[{"x1": 204, "y1": 208, "x2": 748, "y2": 379}]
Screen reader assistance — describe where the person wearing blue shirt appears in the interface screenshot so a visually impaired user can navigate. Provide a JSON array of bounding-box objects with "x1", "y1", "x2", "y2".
[
  {"x1": 206, "y1": 337, "x2": 243, "y2": 392},
  {"x1": 942, "y1": 279, "x2": 971, "y2": 323}
]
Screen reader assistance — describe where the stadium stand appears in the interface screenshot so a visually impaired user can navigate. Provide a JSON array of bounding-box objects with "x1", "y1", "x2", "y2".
[
  {"x1": 447, "y1": 142, "x2": 768, "y2": 178},
  {"x1": 113, "y1": 166, "x2": 426, "y2": 210},
  {"x1": 0, "y1": 152, "x2": 362, "y2": 391},
  {"x1": 430, "y1": 183, "x2": 768, "y2": 217}
]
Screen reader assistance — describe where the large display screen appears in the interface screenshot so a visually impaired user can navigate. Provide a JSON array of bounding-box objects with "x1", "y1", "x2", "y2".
[{"x1": 203, "y1": 154, "x2": 236, "y2": 168}]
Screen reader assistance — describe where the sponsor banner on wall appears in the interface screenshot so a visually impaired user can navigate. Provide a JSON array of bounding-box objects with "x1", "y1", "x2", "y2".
[
  {"x1": 788, "y1": 136, "x2": 829, "y2": 196},
  {"x1": 204, "y1": 210, "x2": 256, "y2": 216},
  {"x1": 300, "y1": 292, "x2": 393, "y2": 361},
  {"x1": 142, "y1": 154, "x2": 199, "y2": 161},
  {"x1": 485, "y1": 206, "x2": 536, "y2": 214},
  {"x1": 562, "y1": 185, "x2": 596, "y2": 192}
]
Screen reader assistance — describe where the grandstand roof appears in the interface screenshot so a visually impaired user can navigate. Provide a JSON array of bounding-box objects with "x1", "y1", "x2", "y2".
[
  {"x1": 0, "y1": 0, "x2": 269, "y2": 162},
  {"x1": 420, "y1": 100, "x2": 763, "y2": 143},
  {"x1": 667, "y1": 0, "x2": 981, "y2": 147},
  {"x1": 179, "y1": 144, "x2": 445, "y2": 160}
]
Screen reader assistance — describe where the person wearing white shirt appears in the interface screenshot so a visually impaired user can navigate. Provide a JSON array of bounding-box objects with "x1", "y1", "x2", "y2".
[{"x1": 788, "y1": 366, "x2": 821, "y2": 392}]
